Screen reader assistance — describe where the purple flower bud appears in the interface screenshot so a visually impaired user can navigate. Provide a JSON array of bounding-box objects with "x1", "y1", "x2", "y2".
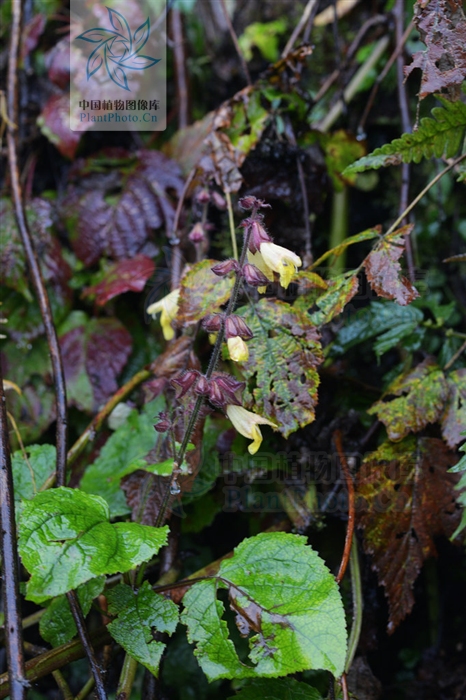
[
  {"x1": 208, "y1": 381, "x2": 226, "y2": 408},
  {"x1": 241, "y1": 217, "x2": 272, "y2": 254},
  {"x1": 195, "y1": 188, "x2": 211, "y2": 205},
  {"x1": 194, "y1": 375, "x2": 210, "y2": 396},
  {"x1": 238, "y1": 196, "x2": 271, "y2": 211},
  {"x1": 171, "y1": 370, "x2": 198, "y2": 398},
  {"x1": 211, "y1": 259, "x2": 239, "y2": 276},
  {"x1": 209, "y1": 374, "x2": 245, "y2": 407},
  {"x1": 154, "y1": 412, "x2": 172, "y2": 433},
  {"x1": 242, "y1": 263, "x2": 270, "y2": 287},
  {"x1": 211, "y1": 191, "x2": 227, "y2": 210},
  {"x1": 225, "y1": 315, "x2": 253, "y2": 340},
  {"x1": 188, "y1": 222, "x2": 206, "y2": 243},
  {"x1": 202, "y1": 314, "x2": 223, "y2": 332}
]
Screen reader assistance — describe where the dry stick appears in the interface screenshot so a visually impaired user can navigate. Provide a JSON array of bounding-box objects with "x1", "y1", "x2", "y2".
[
  {"x1": 171, "y1": 7, "x2": 188, "y2": 129},
  {"x1": 444, "y1": 338, "x2": 466, "y2": 371},
  {"x1": 281, "y1": 0, "x2": 319, "y2": 57},
  {"x1": 170, "y1": 167, "x2": 196, "y2": 291},
  {"x1": 67, "y1": 590, "x2": 107, "y2": 700},
  {"x1": 334, "y1": 430, "x2": 355, "y2": 585},
  {"x1": 357, "y1": 19, "x2": 414, "y2": 135},
  {"x1": 0, "y1": 372, "x2": 27, "y2": 700},
  {"x1": 219, "y1": 0, "x2": 251, "y2": 86},
  {"x1": 395, "y1": 0, "x2": 415, "y2": 282},
  {"x1": 7, "y1": 0, "x2": 67, "y2": 488}
]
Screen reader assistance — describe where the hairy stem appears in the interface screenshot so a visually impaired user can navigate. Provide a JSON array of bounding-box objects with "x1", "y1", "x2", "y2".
[{"x1": 345, "y1": 539, "x2": 363, "y2": 673}]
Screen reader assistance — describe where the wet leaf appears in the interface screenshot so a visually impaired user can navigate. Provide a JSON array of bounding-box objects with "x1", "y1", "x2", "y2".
[
  {"x1": 303, "y1": 273, "x2": 359, "y2": 325},
  {"x1": 441, "y1": 369, "x2": 466, "y2": 448},
  {"x1": 363, "y1": 226, "x2": 419, "y2": 306},
  {"x1": 107, "y1": 581, "x2": 179, "y2": 676},
  {"x1": 38, "y1": 93, "x2": 82, "y2": 159},
  {"x1": 61, "y1": 150, "x2": 184, "y2": 265},
  {"x1": 19, "y1": 487, "x2": 169, "y2": 603},
  {"x1": 310, "y1": 228, "x2": 381, "y2": 269},
  {"x1": 80, "y1": 400, "x2": 162, "y2": 517},
  {"x1": 11, "y1": 444, "x2": 55, "y2": 519},
  {"x1": 356, "y1": 437, "x2": 461, "y2": 632},
  {"x1": 177, "y1": 259, "x2": 235, "y2": 326},
  {"x1": 82, "y1": 254, "x2": 155, "y2": 306},
  {"x1": 39, "y1": 577, "x2": 105, "y2": 647},
  {"x1": 228, "y1": 678, "x2": 323, "y2": 700},
  {"x1": 58, "y1": 311, "x2": 132, "y2": 412},
  {"x1": 367, "y1": 358, "x2": 448, "y2": 441},
  {"x1": 182, "y1": 532, "x2": 347, "y2": 680},
  {"x1": 237, "y1": 299, "x2": 323, "y2": 437},
  {"x1": 405, "y1": 0, "x2": 466, "y2": 99}
]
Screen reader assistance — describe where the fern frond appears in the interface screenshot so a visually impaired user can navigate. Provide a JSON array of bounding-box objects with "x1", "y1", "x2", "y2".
[{"x1": 343, "y1": 98, "x2": 466, "y2": 175}]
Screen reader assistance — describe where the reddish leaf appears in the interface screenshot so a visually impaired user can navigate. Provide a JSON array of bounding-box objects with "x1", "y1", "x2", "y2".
[
  {"x1": 59, "y1": 312, "x2": 132, "y2": 412},
  {"x1": 82, "y1": 255, "x2": 155, "y2": 306},
  {"x1": 441, "y1": 369, "x2": 466, "y2": 448},
  {"x1": 363, "y1": 225, "x2": 419, "y2": 305},
  {"x1": 367, "y1": 358, "x2": 449, "y2": 441},
  {"x1": 37, "y1": 93, "x2": 82, "y2": 160},
  {"x1": 357, "y1": 437, "x2": 461, "y2": 632},
  {"x1": 61, "y1": 150, "x2": 184, "y2": 265},
  {"x1": 45, "y1": 37, "x2": 70, "y2": 89},
  {"x1": 21, "y1": 14, "x2": 46, "y2": 60},
  {"x1": 405, "y1": 0, "x2": 466, "y2": 99}
]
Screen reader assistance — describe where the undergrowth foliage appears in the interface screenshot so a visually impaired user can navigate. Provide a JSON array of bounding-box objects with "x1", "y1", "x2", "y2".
[{"x1": 1, "y1": 0, "x2": 466, "y2": 699}]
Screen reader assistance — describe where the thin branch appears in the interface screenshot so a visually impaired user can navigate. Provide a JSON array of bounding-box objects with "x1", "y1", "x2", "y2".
[
  {"x1": 170, "y1": 167, "x2": 196, "y2": 290},
  {"x1": 395, "y1": 0, "x2": 415, "y2": 282},
  {"x1": 345, "y1": 540, "x2": 363, "y2": 673},
  {"x1": 116, "y1": 655, "x2": 138, "y2": 700},
  {"x1": 171, "y1": 8, "x2": 188, "y2": 129},
  {"x1": 282, "y1": 0, "x2": 319, "y2": 57},
  {"x1": 219, "y1": 0, "x2": 251, "y2": 86},
  {"x1": 340, "y1": 673, "x2": 349, "y2": 700},
  {"x1": 444, "y1": 337, "x2": 466, "y2": 371},
  {"x1": 334, "y1": 430, "x2": 355, "y2": 585},
  {"x1": 66, "y1": 591, "x2": 107, "y2": 700},
  {"x1": 225, "y1": 190, "x2": 238, "y2": 259},
  {"x1": 7, "y1": 0, "x2": 68, "y2": 487},
  {"x1": 0, "y1": 371, "x2": 27, "y2": 700}
]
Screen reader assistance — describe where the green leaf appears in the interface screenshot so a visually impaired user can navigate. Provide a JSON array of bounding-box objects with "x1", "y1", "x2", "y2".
[
  {"x1": 12, "y1": 444, "x2": 55, "y2": 518},
  {"x1": 367, "y1": 359, "x2": 449, "y2": 441},
  {"x1": 306, "y1": 274, "x2": 359, "y2": 326},
  {"x1": 238, "y1": 300, "x2": 323, "y2": 437},
  {"x1": 238, "y1": 20, "x2": 287, "y2": 62},
  {"x1": 331, "y1": 301, "x2": 424, "y2": 358},
  {"x1": 316, "y1": 130, "x2": 366, "y2": 191},
  {"x1": 310, "y1": 228, "x2": 380, "y2": 269},
  {"x1": 177, "y1": 259, "x2": 235, "y2": 326},
  {"x1": 441, "y1": 370, "x2": 466, "y2": 449},
  {"x1": 40, "y1": 577, "x2": 105, "y2": 647},
  {"x1": 343, "y1": 98, "x2": 466, "y2": 174},
  {"x1": 228, "y1": 678, "x2": 323, "y2": 700},
  {"x1": 107, "y1": 581, "x2": 179, "y2": 676},
  {"x1": 182, "y1": 532, "x2": 347, "y2": 681},
  {"x1": 450, "y1": 438, "x2": 466, "y2": 538},
  {"x1": 80, "y1": 401, "x2": 161, "y2": 517},
  {"x1": 19, "y1": 487, "x2": 169, "y2": 603}
]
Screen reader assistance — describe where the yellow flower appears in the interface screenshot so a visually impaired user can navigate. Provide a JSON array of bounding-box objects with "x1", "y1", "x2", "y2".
[
  {"x1": 227, "y1": 336, "x2": 249, "y2": 362},
  {"x1": 226, "y1": 405, "x2": 277, "y2": 455},
  {"x1": 248, "y1": 242, "x2": 302, "y2": 289},
  {"x1": 147, "y1": 289, "x2": 180, "y2": 341}
]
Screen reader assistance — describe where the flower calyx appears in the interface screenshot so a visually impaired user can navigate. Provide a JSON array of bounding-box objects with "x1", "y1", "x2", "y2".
[
  {"x1": 209, "y1": 374, "x2": 245, "y2": 409},
  {"x1": 242, "y1": 262, "x2": 270, "y2": 288},
  {"x1": 154, "y1": 411, "x2": 172, "y2": 433},
  {"x1": 211, "y1": 259, "x2": 240, "y2": 277},
  {"x1": 241, "y1": 216, "x2": 272, "y2": 254},
  {"x1": 202, "y1": 314, "x2": 223, "y2": 333},
  {"x1": 238, "y1": 196, "x2": 271, "y2": 212}
]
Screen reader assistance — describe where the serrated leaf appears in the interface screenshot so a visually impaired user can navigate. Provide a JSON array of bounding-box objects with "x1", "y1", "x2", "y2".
[
  {"x1": 331, "y1": 301, "x2": 424, "y2": 358},
  {"x1": 343, "y1": 98, "x2": 466, "y2": 174},
  {"x1": 363, "y1": 226, "x2": 419, "y2": 306},
  {"x1": 58, "y1": 311, "x2": 132, "y2": 412},
  {"x1": 107, "y1": 581, "x2": 179, "y2": 676},
  {"x1": 19, "y1": 487, "x2": 169, "y2": 603},
  {"x1": 367, "y1": 358, "x2": 448, "y2": 441},
  {"x1": 356, "y1": 437, "x2": 461, "y2": 632},
  {"x1": 237, "y1": 300, "x2": 323, "y2": 437},
  {"x1": 306, "y1": 273, "x2": 359, "y2": 325},
  {"x1": 177, "y1": 260, "x2": 235, "y2": 325},
  {"x1": 80, "y1": 401, "x2": 161, "y2": 517},
  {"x1": 228, "y1": 678, "x2": 323, "y2": 700},
  {"x1": 182, "y1": 532, "x2": 347, "y2": 680},
  {"x1": 11, "y1": 444, "x2": 55, "y2": 518},
  {"x1": 450, "y1": 440, "x2": 466, "y2": 538},
  {"x1": 441, "y1": 370, "x2": 466, "y2": 448},
  {"x1": 40, "y1": 577, "x2": 105, "y2": 647}
]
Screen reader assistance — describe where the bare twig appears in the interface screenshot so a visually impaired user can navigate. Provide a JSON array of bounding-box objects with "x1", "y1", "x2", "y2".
[
  {"x1": 334, "y1": 430, "x2": 355, "y2": 585},
  {"x1": 341, "y1": 673, "x2": 349, "y2": 700},
  {"x1": 66, "y1": 591, "x2": 107, "y2": 700},
  {"x1": 0, "y1": 371, "x2": 27, "y2": 700},
  {"x1": 395, "y1": 0, "x2": 415, "y2": 282},
  {"x1": 7, "y1": 0, "x2": 68, "y2": 487},
  {"x1": 444, "y1": 338, "x2": 466, "y2": 371},
  {"x1": 171, "y1": 8, "x2": 188, "y2": 129},
  {"x1": 282, "y1": 0, "x2": 319, "y2": 57},
  {"x1": 170, "y1": 167, "x2": 196, "y2": 290},
  {"x1": 219, "y1": 0, "x2": 251, "y2": 86}
]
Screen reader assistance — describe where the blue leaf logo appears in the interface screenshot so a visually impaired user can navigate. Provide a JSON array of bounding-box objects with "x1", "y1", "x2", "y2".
[{"x1": 76, "y1": 7, "x2": 160, "y2": 91}]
